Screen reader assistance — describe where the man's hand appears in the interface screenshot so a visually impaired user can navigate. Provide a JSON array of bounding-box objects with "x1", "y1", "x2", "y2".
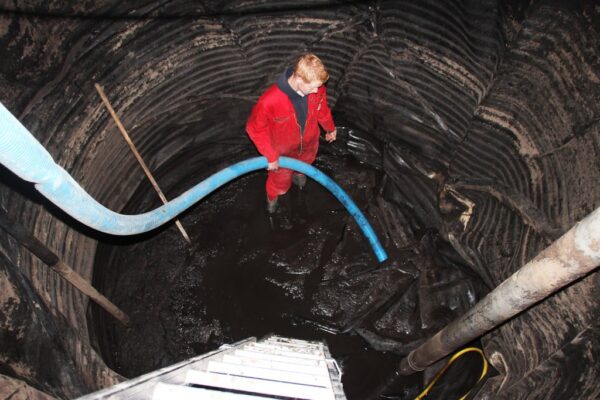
[
  {"x1": 325, "y1": 129, "x2": 337, "y2": 143},
  {"x1": 267, "y1": 159, "x2": 280, "y2": 170}
]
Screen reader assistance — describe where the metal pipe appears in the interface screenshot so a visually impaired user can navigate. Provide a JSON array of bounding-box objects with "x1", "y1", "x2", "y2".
[{"x1": 399, "y1": 206, "x2": 600, "y2": 374}]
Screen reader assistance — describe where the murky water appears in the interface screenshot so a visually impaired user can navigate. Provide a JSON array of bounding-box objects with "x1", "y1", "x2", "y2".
[{"x1": 91, "y1": 154, "x2": 484, "y2": 398}]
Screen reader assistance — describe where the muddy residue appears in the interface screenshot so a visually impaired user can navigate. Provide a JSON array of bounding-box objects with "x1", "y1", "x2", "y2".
[{"x1": 92, "y1": 153, "x2": 484, "y2": 398}]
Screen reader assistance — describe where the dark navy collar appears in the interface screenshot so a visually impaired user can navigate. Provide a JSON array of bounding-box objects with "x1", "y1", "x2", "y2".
[{"x1": 276, "y1": 67, "x2": 304, "y2": 100}]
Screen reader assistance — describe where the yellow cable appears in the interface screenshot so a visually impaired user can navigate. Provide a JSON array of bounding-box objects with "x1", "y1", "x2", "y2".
[{"x1": 415, "y1": 347, "x2": 489, "y2": 400}]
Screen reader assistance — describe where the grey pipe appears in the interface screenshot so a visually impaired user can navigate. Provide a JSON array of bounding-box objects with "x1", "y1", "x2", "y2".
[{"x1": 399, "y1": 206, "x2": 600, "y2": 375}]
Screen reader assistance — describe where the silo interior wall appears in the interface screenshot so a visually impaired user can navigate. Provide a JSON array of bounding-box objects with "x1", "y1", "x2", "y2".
[{"x1": 0, "y1": 1, "x2": 599, "y2": 398}]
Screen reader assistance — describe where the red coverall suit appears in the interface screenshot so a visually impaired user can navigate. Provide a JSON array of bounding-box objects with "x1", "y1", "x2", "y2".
[{"x1": 246, "y1": 84, "x2": 336, "y2": 200}]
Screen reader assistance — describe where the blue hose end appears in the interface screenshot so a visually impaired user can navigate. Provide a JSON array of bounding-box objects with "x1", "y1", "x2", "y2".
[{"x1": 376, "y1": 250, "x2": 388, "y2": 263}]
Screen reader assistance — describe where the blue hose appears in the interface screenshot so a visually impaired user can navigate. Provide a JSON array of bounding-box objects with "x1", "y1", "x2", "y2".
[{"x1": 0, "y1": 102, "x2": 387, "y2": 262}]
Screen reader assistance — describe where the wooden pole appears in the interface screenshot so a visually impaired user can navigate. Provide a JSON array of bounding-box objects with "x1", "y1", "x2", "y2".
[
  {"x1": 94, "y1": 83, "x2": 191, "y2": 244},
  {"x1": 0, "y1": 209, "x2": 130, "y2": 326}
]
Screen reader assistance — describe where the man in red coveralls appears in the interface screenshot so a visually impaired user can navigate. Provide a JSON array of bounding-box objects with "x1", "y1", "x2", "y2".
[{"x1": 246, "y1": 53, "x2": 337, "y2": 213}]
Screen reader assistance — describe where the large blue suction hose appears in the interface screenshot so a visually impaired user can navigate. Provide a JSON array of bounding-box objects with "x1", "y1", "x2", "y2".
[{"x1": 0, "y1": 102, "x2": 388, "y2": 262}]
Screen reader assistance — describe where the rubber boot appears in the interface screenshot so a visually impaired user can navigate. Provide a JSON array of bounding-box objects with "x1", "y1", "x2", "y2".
[
  {"x1": 292, "y1": 173, "x2": 307, "y2": 190},
  {"x1": 266, "y1": 196, "x2": 278, "y2": 214}
]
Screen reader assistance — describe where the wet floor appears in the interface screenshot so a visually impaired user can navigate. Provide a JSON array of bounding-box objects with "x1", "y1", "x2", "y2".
[{"x1": 91, "y1": 154, "x2": 484, "y2": 399}]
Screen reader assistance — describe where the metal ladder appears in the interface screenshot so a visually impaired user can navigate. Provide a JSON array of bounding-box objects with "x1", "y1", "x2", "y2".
[{"x1": 78, "y1": 336, "x2": 346, "y2": 400}]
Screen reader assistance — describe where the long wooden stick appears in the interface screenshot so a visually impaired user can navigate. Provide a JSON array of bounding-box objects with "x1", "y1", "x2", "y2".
[
  {"x1": 94, "y1": 83, "x2": 191, "y2": 244},
  {"x1": 0, "y1": 209, "x2": 130, "y2": 326}
]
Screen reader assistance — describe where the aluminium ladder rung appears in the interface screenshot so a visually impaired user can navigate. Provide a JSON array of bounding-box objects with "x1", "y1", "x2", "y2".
[
  {"x1": 234, "y1": 349, "x2": 326, "y2": 366},
  {"x1": 153, "y1": 383, "x2": 270, "y2": 400},
  {"x1": 250, "y1": 341, "x2": 325, "y2": 355},
  {"x1": 242, "y1": 344, "x2": 325, "y2": 360},
  {"x1": 207, "y1": 360, "x2": 331, "y2": 387},
  {"x1": 263, "y1": 337, "x2": 324, "y2": 349},
  {"x1": 266, "y1": 336, "x2": 320, "y2": 344},
  {"x1": 222, "y1": 354, "x2": 329, "y2": 375},
  {"x1": 185, "y1": 370, "x2": 335, "y2": 400}
]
